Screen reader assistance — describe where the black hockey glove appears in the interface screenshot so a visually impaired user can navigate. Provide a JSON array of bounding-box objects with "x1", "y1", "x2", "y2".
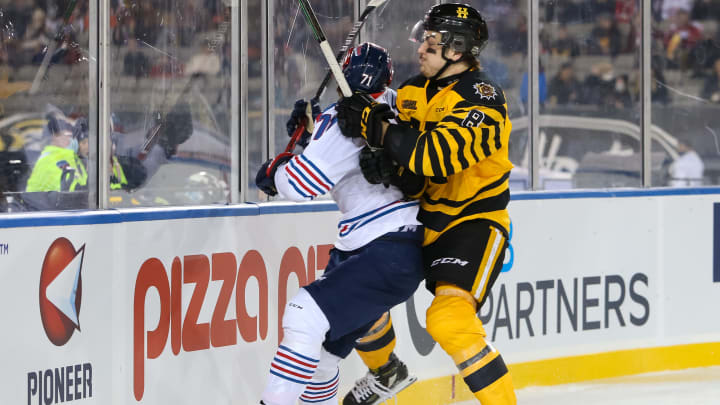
[
  {"x1": 389, "y1": 166, "x2": 426, "y2": 199},
  {"x1": 359, "y1": 146, "x2": 395, "y2": 188},
  {"x1": 336, "y1": 94, "x2": 394, "y2": 148},
  {"x1": 255, "y1": 152, "x2": 293, "y2": 196},
  {"x1": 286, "y1": 97, "x2": 321, "y2": 149},
  {"x1": 158, "y1": 101, "x2": 193, "y2": 158}
]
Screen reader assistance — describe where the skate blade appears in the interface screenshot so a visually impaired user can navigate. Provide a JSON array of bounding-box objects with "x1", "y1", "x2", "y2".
[{"x1": 373, "y1": 375, "x2": 418, "y2": 405}]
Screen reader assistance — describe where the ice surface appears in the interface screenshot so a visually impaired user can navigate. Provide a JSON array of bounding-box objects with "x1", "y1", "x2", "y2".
[{"x1": 455, "y1": 366, "x2": 720, "y2": 405}]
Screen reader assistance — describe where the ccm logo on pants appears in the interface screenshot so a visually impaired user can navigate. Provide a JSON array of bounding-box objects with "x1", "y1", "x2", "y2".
[{"x1": 431, "y1": 258, "x2": 469, "y2": 267}]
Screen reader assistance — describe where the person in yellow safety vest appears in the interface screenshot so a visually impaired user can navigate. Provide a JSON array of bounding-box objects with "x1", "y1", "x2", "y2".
[
  {"x1": 110, "y1": 154, "x2": 128, "y2": 190},
  {"x1": 74, "y1": 117, "x2": 129, "y2": 191},
  {"x1": 25, "y1": 114, "x2": 87, "y2": 192}
]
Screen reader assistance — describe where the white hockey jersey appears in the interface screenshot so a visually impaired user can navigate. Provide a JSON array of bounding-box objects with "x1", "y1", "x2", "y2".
[{"x1": 274, "y1": 90, "x2": 421, "y2": 251}]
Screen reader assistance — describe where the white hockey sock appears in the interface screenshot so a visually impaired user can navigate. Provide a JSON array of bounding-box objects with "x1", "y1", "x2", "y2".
[
  {"x1": 262, "y1": 288, "x2": 330, "y2": 405},
  {"x1": 300, "y1": 349, "x2": 341, "y2": 404}
]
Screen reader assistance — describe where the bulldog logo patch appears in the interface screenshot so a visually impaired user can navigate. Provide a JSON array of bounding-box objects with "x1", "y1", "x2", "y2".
[{"x1": 473, "y1": 82, "x2": 497, "y2": 100}]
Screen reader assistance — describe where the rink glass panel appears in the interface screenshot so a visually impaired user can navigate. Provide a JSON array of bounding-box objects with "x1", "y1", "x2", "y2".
[
  {"x1": 245, "y1": 0, "x2": 264, "y2": 202},
  {"x1": 107, "y1": 0, "x2": 233, "y2": 207},
  {"x1": 0, "y1": 0, "x2": 95, "y2": 211},
  {"x1": 261, "y1": 0, "x2": 354, "y2": 203},
  {"x1": 651, "y1": 0, "x2": 720, "y2": 187},
  {"x1": 532, "y1": 1, "x2": 643, "y2": 190}
]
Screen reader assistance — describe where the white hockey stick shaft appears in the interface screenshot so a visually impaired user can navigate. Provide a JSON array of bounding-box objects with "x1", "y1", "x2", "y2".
[{"x1": 298, "y1": 0, "x2": 352, "y2": 97}]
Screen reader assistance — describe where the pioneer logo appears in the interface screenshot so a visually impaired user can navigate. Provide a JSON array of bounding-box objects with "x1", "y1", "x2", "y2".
[{"x1": 39, "y1": 238, "x2": 85, "y2": 346}]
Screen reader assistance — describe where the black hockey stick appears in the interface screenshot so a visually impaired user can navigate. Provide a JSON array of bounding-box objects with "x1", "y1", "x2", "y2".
[
  {"x1": 286, "y1": 0, "x2": 387, "y2": 152},
  {"x1": 137, "y1": 73, "x2": 198, "y2": 160},
  {"x1": 29, "y1": 0, "x2": 80, "y2": 95}
]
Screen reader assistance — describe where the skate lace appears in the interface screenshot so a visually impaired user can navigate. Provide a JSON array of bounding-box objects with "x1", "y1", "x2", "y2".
[{"x1": 350, "y1": 372, "x2": 398, "y2": 404}]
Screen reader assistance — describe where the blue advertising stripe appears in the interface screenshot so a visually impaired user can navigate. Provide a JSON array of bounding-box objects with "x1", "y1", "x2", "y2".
[
  {"x1": 715, "y1": 203, "x2": 720, "y2": 283},
  {"x1": 2, "y1": 187, "x2": 720, "y2": 229},
  {"x1": 511, "y1": 186, "x2": 720, "y2": 201}
]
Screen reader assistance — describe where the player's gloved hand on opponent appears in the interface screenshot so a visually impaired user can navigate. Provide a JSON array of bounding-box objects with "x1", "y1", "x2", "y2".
[
  {"x1": 286, "y1": 97, "x2": 321, "y2": 149},
  {"x1": 255, "y1": 152, "x2": 294, "y2": 196},
  {"x1": 359, "y1": 146, "x2": 395, "y2": 188},
  {"x1": 359, "y1": 147, "x2": 426, "y2": 197},
  {"x1": 336, "y1": 93, "x2": 394, "y2": 148}
]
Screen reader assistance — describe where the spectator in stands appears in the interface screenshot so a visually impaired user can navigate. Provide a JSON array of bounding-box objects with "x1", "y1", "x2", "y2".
[
  {"x1": 133, "y1": 2, "x2": 160, "y2": 46},
  {"x1": 660, "y1": 0, "x2": 694, "y2": 20},
  {"x1": 668, "y1": 139, "x2": 704, "y2": 186},
  {"x1": 701, "y1": 59, "x2": 720, "y2": 102},
  {"x1": 688, "y1": 28, "x2": 720, "y2": 77},
  {"x1": 549, "y1": 26, "x2": 580, "y2": 58},
  {"x1": 548, "y1": 62, "x2": 581, "y2": 106},
  {"x1": 18, "y1": 8, "x2": 50, "y2": 65},
  {"x1": 185, "y1": 43, "x2": 221, "y2": 77},
  {"x1": 587, "y1": 13, "x2": 623, "y2": 57},
  {"x1": 581, "y1": 61, "x2": 616, "y2": 107},
  {"x1": 664, "y1": 9, "x2": 703, "y2": 69},
  {"x1": 650, "y1": 63, "x2": 672, "y2": 105},
  {"x1": 123, "y1": 38, "x2": 149, "y2": 79},
  {"x1": 495, "y1": 11, "x2": 528, "y2": 57},
  {"x1": 615, "y1": 0, "x2": 637, "y2": 24},
  {"x1": 111, "y1": 6, "x2": 134, "y2": 46},
  {"x1": 691, "y1": 0, "x2": 720, "y2": 20},
  {"x1": 520, "y1": 60, "x2": 547, "y2": 109},
  {"x1": 582, "y1": 62, "x2": 632, "y2": 111},
  {"x1": 610, "y1": 74, "x2": 633, "y2": 109},
  {"x1": 589, "y1": 0, "x2": 617, "y2": 18}
]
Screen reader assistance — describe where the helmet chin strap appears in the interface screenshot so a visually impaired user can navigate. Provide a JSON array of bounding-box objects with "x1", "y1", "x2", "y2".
[{"x1": 430, "y1": 45, "x2": 464, "y2": 81}]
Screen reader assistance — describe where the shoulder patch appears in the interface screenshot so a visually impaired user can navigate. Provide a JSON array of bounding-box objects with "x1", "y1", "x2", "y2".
[
  {"x1": 473, "y1": 82, "x2": 498, "y2": 101},
  {"x1": 453, "y1": 70, "x2": 506, "y2": 106}
]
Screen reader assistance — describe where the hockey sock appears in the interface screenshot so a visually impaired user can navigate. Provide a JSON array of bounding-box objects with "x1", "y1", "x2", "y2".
[
  {"x1": 355, "y1": 312, "x2": 396, "y2": 370},
  {"x1": 300, "y1": 348, "x2": 341, "y2": 404},
  {"x1": 426, "y1": 286, "x2": 516, "y2": 405},
  {"x1": 262, "y1": 289, "x2": 330, "y2": 405}
]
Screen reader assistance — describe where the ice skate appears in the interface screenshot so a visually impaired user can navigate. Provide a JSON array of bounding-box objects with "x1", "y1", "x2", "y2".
[{"x1": 343, "y1": 353, "x2": 417, "y2": 405}]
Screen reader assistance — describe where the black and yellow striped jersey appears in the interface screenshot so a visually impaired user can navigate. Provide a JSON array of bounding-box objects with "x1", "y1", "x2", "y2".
[{"x1": 384, "y1": 68, "x2": 513, "y2": 245}]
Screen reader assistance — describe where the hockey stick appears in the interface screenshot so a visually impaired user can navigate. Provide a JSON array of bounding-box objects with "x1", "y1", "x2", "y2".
[
  {"x1": 298, "y1": 0, "x2": 353, "y2": 97},
  {"x1": 137, "y1": 73, "x2": 198, "y2": 160},
  {"x1": 285, "y1": 0, "x2": 387, "y2": 153},
  {"x1": 29, "y1": 0, "x2": 80, "y2": 95},
  {"x1": 314, "y1": 0, "x2": 388, "y2": 100}
]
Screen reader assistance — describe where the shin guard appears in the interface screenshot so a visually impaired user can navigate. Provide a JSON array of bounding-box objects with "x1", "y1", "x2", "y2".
[
  {"x1": 426, "y1": 289, "x2": 516, "y2": 405},
  {"x1": 355, "y1": 312, "x2": 396, "y2": 370}
]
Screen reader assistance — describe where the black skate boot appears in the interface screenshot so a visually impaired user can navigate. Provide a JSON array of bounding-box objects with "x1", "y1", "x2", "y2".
[{"x1": 343, "y1": 353, "x2": 417, "y2": 405}]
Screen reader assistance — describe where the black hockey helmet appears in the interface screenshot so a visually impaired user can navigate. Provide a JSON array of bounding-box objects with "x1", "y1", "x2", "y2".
[{"x1": 410, "y1": 3, "x2": 488, "y2": 57}]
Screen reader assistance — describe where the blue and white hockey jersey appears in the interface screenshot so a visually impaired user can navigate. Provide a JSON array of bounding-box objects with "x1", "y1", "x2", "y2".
[{"x1": 274, "y1": 90, "x2": 421, "y2": 251}]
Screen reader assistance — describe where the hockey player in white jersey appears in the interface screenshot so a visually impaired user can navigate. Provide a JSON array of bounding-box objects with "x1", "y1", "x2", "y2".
[{"x1": 255, "y1": 43, "x2": 423, "y2": 405}]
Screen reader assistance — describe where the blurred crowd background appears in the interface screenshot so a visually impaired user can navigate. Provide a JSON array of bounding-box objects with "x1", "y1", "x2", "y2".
[{"x1": 0, "y1": 0, "x2": 718, "y2": 212}]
